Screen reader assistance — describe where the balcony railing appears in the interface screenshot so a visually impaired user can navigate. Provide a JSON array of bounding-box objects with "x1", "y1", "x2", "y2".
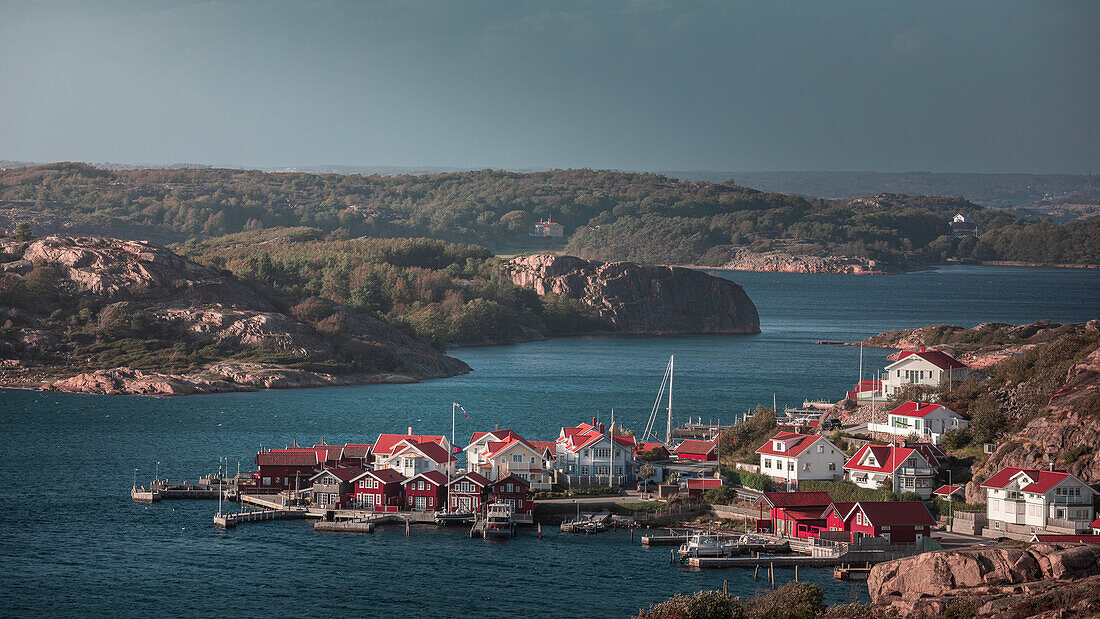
[{"x1": 898, "y1": 467, "x2": 935, "y2": 476}]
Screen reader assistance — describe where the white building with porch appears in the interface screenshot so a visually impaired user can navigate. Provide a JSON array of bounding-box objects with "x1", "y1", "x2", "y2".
[
  {"x1": 553, "y1": 420, "x2": 636, "y2": 487},
  {"x1": 868, "y1": 401, "x2": 968, "y2": 445},
  {"x1": 881, "y1": 348, "x2": 969, "y2": 398},
  {"x1": 843, "y1": 443, "x2": 938, "y2": 498},
  {"x1": 981, "y1": 466, "x2": 1098, "y2": 539}
]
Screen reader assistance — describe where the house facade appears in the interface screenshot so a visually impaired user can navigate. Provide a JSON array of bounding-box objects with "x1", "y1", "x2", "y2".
[
  {"x1": 255, "y1": 449, "x2": 321, "y2": 490},
  {"x1": 824, "y1": 501, "x2": 935, "y2": 545},
  {"x1": 868, "y1": 401, "x2": 968, "y2": 445},
  {"x1": 674, "y1": 438, "x2": 718, "y2": 462},
  {"x1": 881, "y1": 348, "x2": 969, "y2": 398},
  {"x1": 478, "y1": 437, "x2": 553, "y2": 490},
  {"x1": 448, "y1": 472, "x2": 490, "y2": 514},
  {"x1": 981, "y1": 467, "x2": 1098, "y2": 539},
  {"x1": 755, "y1": 491, "x2": 834, "y2": 538},
  {"x1": 351, "y1": 468, "x2": 407, "y2": 511},
  {"x1": 553, "y1": 420, "x2": 636, "y2": 488},
  {"x1": 488, "y1": 474, "x2": 533, "y2": 521},
  {"x1": 376, "y1": 440, "x2": 457, "y2": 478},
  {"x1": 843, "y1": 444, "x2": 938, "y2": 498},
  {"x1": 755, "y1": 432, "x2": 845, "y2": 487},
  {"x1": 402, "y1": 470, "x2": 449, "y2": 512},
  {"x1": 308, "y1": 467, "x2": 361, "y2": 508}
]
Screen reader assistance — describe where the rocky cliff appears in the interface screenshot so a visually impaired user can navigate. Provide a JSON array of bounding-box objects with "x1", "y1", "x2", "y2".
[
  {"x1": 503, "y1": 254, "x2": 760, "y2": 334},
  {"x1": 869, "y1": 543, "x2": 1100, "y2": 617},
  {"x1": 0, "y1": 236, "x2": 469, "y2": 394}
]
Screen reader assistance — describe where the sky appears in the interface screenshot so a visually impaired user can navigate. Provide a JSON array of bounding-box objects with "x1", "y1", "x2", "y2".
[{"x1": 1, "y1": 0, "x2": 1098, "y2": 173}]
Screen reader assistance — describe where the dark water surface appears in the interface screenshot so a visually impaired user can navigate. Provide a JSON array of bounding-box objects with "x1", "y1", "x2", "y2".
[{"x1": 1, "y1": 266, "x2": 1097, "y2": 617}]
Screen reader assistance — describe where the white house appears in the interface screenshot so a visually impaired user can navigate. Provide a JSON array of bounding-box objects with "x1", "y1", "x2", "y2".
[
  {"x1": 881, "y1": 348, "x2": 969, "y2": 398},
  {"x1": 464, "y1": 429, "x2": 524, "y2": 473},
  {"x1": 479, "y1": 436, "x2": 554, "y2": 490},
  {"x1": 375, "y1": 439, "x2": 457, "y2": 478},
  {"x1": 755, "y1": 431, "x2": 845, "y2": 487},
  {"x1": 868, "y1": 401, "x2": 968, "y2": 445},
  {"x1": 843, "y1": 443, "x2": 938, "y2": 498},
  {"x1": 553, "y1": 420, "x2": 636, "y2": 487},
  {"x1": 981, "y1": 466, "x2": 1099, "y2": 539}
]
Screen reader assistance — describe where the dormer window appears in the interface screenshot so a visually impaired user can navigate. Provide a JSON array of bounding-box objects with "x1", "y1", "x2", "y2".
[{"x1": 774, "y1": 441, "x2": 783, "y2": 451}]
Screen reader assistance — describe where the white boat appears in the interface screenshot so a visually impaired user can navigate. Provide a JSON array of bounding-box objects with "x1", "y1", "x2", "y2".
[
  {"x1": 484, "y1": 502, "x2": 515, "y2": 538},
  {"x1": 677, "y1": 533, "x2": 740, "y2": 557},
  {"x1": 435, "y1": 510, "x2": 476, "y2": 525}
]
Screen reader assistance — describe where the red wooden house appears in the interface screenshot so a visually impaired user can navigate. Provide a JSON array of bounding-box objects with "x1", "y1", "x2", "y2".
[
  {"x1": 402, "y1": 470, "x2": 449, "y2": 512},
  {"x1": 634, "y1": 441, "x2": 671, "y2": 460},
  {"x1": 255, "y1": 449, "x2": 321, "y2": 490},
  {"x1": 686, "y1": 478, "x2": 724, "y2": 496},
  {"x1": 755, "y1": 491, "x2": 833, "y2": 538},
  {"x1": 674, "y1": 438, "x2": 718, "y2": 461},
  {"x1": 823, "y1": 501, "x2": 935, "y2": 545},
  {"x1": 489, "y1": 473, "x2": 533, "y2": 519},
  {"x1": 448, "y1": 472, "x2": 491, "y2": 514},
  {"x1": 351, "y1": 468, "x2": 407, "y2": 511}
]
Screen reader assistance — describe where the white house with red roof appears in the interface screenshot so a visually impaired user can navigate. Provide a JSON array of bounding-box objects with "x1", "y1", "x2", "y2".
[
  {"x1": 881, "y1": 347, "x2": 969, "y2": 398},
  {"x1": 1092, "y1": 517, "x2": 1100, "y2": 535},
  {"x1": 843, "y1": 443, "x2": 938, "y2": 498},
  {"x1": 755, "y1": 431, "x2": 845, "y2": 487},
  {"x1": 372, "y1": 432, "x2": 451, "y2": 461},
  {"x1": 375, "y1": 439, "x2": 457, "y2": 478},
  {"x1": 478, "y1": 435, "x2": 554, "y2": 490},
  {"x1": 981, "y1": 466, "x2": 1098, "y2": 539},
  {"x1": 868, "y1": 401, "x2": 968, "y2": 445},
  {"x1": 553, "y1": 419, "x2": 636, "y2": 487}
]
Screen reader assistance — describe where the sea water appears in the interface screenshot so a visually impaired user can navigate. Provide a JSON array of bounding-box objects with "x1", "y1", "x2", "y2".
[{"x1": 1, "y1": 266, "x2": 1097, "y2": 617}]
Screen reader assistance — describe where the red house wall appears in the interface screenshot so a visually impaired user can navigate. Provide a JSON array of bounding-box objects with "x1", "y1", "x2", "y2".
[
  {"x1": 677, "y1": 451, "x2": 715, "y2": 462},
  {"x1": 258, "y1": 465, "x2": 318, "y2": 490},
  {"x1": 449, "y1": 488, "x2": 486, "y2": 513},
  {"x1": 405, "y1": 481, "x2": 446, "y2": 511}
]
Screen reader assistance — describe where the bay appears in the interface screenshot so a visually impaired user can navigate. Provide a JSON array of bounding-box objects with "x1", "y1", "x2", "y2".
[{"x1": 1, "y1": 265, "x2": 1097, "y2": 617}]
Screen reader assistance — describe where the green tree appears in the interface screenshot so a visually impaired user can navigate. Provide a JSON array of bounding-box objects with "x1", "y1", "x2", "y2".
[{"x1": 13, "y1": 222, "x2": 34, "y2": 241}]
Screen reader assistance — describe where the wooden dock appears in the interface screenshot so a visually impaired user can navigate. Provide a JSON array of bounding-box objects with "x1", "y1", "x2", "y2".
[
  {"x1": 213, "y1": 508, "x2": 309, "y2": 529},
  {"x1": 314, "y1": 520, "x2": 376, "y2": 533},
  {"x1": 687, "y1": 555, "x2": 848, "y2": 569}
]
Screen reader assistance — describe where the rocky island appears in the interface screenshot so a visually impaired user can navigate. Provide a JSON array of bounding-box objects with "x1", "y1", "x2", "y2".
[{"x1": 504, "y1": 253, "x2": 760, "y2": 334}]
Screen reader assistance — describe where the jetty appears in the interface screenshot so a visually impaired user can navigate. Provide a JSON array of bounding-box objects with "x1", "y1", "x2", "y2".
[{"x1": 214, "y1": 508, "x2": 309, "y2": 529}]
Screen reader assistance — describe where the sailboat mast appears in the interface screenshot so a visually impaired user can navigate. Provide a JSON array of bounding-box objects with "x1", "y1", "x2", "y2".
[{"x1": 666, "y1": 355, "x2": 674, "y2": 446}]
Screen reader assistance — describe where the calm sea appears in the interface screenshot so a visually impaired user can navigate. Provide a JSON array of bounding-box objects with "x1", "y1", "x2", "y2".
[{"x1": 1, "y1": 266, "x2": 1097, "y2": 617}]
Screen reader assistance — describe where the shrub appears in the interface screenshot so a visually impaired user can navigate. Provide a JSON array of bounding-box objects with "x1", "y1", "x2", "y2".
[
  {"x1": 940, "y1": 427, "x2": 971, "y2": 451},
  {"x1": 743, "y1": 582, "x2": 825, "y2": 619},
  {"x1": 635, "y1": 591, "x2": 742, "y2": 619},
  {"x1": 703, "y1": 486, "x2": 735, "y2": 505},
  {"x1": 1062, "y1": 445, "x2": 1091, "y2": 464},
  {"x1": 736, "y1": 471, "x2": 772, "y2": 492}
]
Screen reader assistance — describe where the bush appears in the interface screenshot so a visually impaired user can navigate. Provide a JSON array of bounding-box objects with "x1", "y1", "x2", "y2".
[
  {"x1": 1062, "y1": 445, "x2": 1091, "y2": 464},
  {"x1": 940, "y1": 428, "x2": 971, "y2": 451},
  {"x1": 703, "y1": 486, "x2": 735, "y2": 505},
  {"x1": 635, "y1": 590, "x2": 742, "y2": 619},
  {"x1": 735, "y1": 471, "x2": 773, "y2": 492},
  {"x1": 743, "y1": 582, "x2": 825, "y2": 619}
]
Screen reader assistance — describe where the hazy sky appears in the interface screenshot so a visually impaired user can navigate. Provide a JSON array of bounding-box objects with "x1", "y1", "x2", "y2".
[{"x1": 2, "y1": 1, "x2": 1097, "y2": 173}]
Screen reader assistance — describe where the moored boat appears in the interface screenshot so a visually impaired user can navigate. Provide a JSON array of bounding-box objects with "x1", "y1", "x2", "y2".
[
  {"x1": 435, "y1": 510, "x2": 476, "y2": 525},
  {"x1": 678, "y1": 533, "x2": 740, "y2": 557},
  {"x1": 484, "y1": 502, "x2": 515, "y2": 538}
]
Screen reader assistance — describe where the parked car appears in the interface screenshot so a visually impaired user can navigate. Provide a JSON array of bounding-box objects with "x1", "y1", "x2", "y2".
[{"x1": 821, "y1": 418, "x2": 842, "y2": 431}]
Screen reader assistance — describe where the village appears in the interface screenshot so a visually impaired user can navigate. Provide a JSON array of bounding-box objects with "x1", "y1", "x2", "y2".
[{"x1": 133, "y1": 347, "x2": 1100, "y2": 572}]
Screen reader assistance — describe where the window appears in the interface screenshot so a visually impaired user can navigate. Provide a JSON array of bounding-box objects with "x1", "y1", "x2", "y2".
[
  {"x1": 595, "y1": 466, "x2": 610, "y2": 475},
  {"x1": 516, "y1": 499, "x2": 523, "y2": 509},
  {"x1": 512, "y1": 454, "x2": 523, "y2": 463},
  {"x1": 580, "y1": 466, "x2": 589, "y2": 475},
  {"x1": 817, "y1": 445, "x2": 824, "y2": 454},
  {"x1": 506, "y1": 483, "x2": 513, "y2": 492},
  {"x1": 594, "y1": 448, "x2": 611, "y2": 459},
  {"x1": 615, "y1": 466, "x2": 623, "y2": 475},
  {"x1": 787, "y1": 462, "x2": 794, "y2": 471},
  {"x1": 828, "y1": 462, "x2": 836, "y2": 471},
  {"x1": 802, "y1": 462, "x2": 811, "y2": 471},
  {"x1": 764, "y1": 458, "x2": 772, "y2": 469},
  {"x1": 428, "y1": 497, "x2": 433, "y2": 507}
]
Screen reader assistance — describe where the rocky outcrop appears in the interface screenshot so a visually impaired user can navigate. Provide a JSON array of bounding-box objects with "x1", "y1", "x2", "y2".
[
  {"x1": 718, "y1": 248, "x2": 887, "y2": 274},
  {"x1": 869, "y1": 544, "x2": 1100, "y2": 617},
  {"x1": 0, "y1": 236, "x2": 469, "y2": 394},
  {"x1": 503, "y1": 254, "x2": 760, "y2": 334}
]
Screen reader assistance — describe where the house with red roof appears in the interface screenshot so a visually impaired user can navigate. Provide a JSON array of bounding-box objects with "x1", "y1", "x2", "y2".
[
  {"x1": 1029, "y1": 533, "x2": 1100, "y2": 545},
  {"x1": 634, "y1": 441, "x2": 671, "y2": 461},
  {"x1": 488, "y1": 473, "x2": 533, "y2": 522},
  {"x1": 402, "y1": 470, "x2": 449, "y2": 512},
  {"x1": 933, "y1": 484, "x2": 964, "y2": 501},
  {"x1": 372, "y1": 432, "x2": 451, "y2": 460},
  {"x1": 447, "y1": 472, "x2": 491, "y2": 514},
  {"x1": 464, "y1": 429, "x2": 525, "y2": 471},
  {"x1": 981, "y1": 466, "x2": 1098, "y2": 539},
  {"x1": 553, "y1": 419, "x2": 636, "y2": 488},
  {"x1": 845, "y1": 379, "x2": 883, "y2": 402},
  {"x1": 350, "y1": 468, "x2": 407, "y2": 511},
  {"x1": 478, "y1": 436, "x2": 553, "y2": 490},
  {"x1": 686, "y1": 478, "x2": 724, "y2": 496},
  {"x1": 882, "y1": 347, "x2": 969, "y2": 398},
  {"x1": 754, "y1": 491, "x2": 834, "y2": 538},
  {"x1": 376, "y1": 439, "x2": 458, "y2": 479},
  {"x1": 1091, "y1": 516, "x2": 1100, "y2": 535},
  {"x1": 823, "y1": 501, "x2": 936, "y2": 545},
  {"x1": 844, "y1": 443, "x2": 938, "y2": 498},
  {"x1": 868, "y1": 401, "x2": 968, "y2": 445},
  {"x1": 755, "y1": 431, "x2": 845, "y2": 487},
  {"x1": 674, "y1": 438, "x2": 718, "y2": 462},
  {"x1": 308, "y1": 467, "x2": 362, "y2": 508},
  {"x1": 255, "y1": 449, "x2": 322, "y2": 490}
]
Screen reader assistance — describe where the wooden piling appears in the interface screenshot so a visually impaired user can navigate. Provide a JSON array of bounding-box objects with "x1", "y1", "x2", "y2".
[
  {"x1": 795, "y1": 565, "x2": 799, "y2": 582},
  {"x1": 405, "y1": 519, "x2": 410, "y2": 536},
  {"x1": 670, "y1": 549, "x2": 675, "y2": 565},
  {"x1": 723, "y1": 580, "x2": 728, "y2": 595},
  {"x1": 770, "y1": 562, "x2": 775, "y2": 590},
  {"x1": 754, "y1": 564, "x2": 759, "y2": 581},
  {"x1": 537, "y1": 523, "x2": 543, "y2": 540}
]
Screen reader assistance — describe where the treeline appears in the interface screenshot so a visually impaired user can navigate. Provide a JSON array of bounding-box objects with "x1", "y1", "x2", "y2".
[
  {"x1": 175, "y1": 230, "x2": 605, "y2": 347},
  {"x1": 2, "y1": 162, "x2": 1097, "y2": 268}
]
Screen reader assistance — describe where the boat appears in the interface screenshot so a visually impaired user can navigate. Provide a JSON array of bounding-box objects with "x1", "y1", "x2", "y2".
[
  {"x1": 677, "y1": 533, "x2": 741, "y2": 557},
  {"x1": 834, "y1": 565, "x2": 872, "y2": 580},
  {"x1": 434, "y1": 510, "x2": 476, "y2": 525},
  {"x1": 734, "y1": 533, "x2": 791, "y2": 554},
  {"x1": 484, "y1": 502, "x2": 515, "y2": 538}
]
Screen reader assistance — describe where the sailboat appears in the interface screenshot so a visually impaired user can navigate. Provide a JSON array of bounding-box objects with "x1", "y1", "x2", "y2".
[
  {"x1": 641, "y1": 355, "x2": 675, "y2": 447},
  {"x1": 436, "y1": 402, "x2": 477, "y2": 525}
]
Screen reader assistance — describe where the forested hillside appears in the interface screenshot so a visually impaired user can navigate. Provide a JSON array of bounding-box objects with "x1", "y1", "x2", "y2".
[{"x1": 1, "y1": 163, "x2": 1097, "y2": 269}]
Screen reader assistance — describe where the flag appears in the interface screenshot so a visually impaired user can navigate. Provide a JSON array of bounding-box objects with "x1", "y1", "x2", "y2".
[{"x1": 455, "y1": 403, "x2": 469, "y2": 419}]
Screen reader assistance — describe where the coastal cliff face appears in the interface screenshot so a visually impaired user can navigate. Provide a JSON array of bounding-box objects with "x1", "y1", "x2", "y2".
[
  {"x1": 718, "y1": 248, "x2": 886, "y2": 274},
  {"x1": 869, "y1": 544, "x2": 1100, "y2": 617},
  {"x1": 0, "y1": 236, "x2": 469, "y2": 394},
  {"x1": 503, "y1": 253, "x2": 760, "y2": 335}
]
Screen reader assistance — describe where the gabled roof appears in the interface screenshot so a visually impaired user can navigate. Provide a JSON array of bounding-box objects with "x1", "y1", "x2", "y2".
[
  {"x1": 889, "y1": 349, "x2": 968, "y2": 371},
  {"x1": 373, "y1": 433, "x2": 447, "y2": 457},
  {"x1": 676, "y1": 439, "x2": 717, "y2": 456},
  {"x1": 980, "y1": 467, "x2": 1094, "y2": 495},
  {"x1": 886, "y1": 402, "x2": 959, "y2": 419},
  {"x1": 757, "y1": 491, "x2": 834, "y2": 509},
  {"x1": 468, "y1": 429, "x2": 521, "y2": 449},
  {"x1": 354, "y1": 468, "x2": 407, "y2": 484},
  {"x1": 390, "y1": 440, "x2": 458, "y2": 464},
  {"x1": 256, "y1": 450, "x2": 320, "y2": 467},
  {"x1": 822, "y1": 501, "x2": 857, "y2": 520},
  {"x1": 686, "y1": 478, "x2": 723, "y2": 490},
  {"x1": 449, "y1": 471, "x2": 491, "y2": 488},
  {"x1": 528, "y1": 440, "x2": 558, "y2": 458},
  {"x1": 482, "y1": 435, "x2": 543, "y2": 461},
  {"x1": 492, "y1": 473, "x2": 530, "y2": 489},
  {"x1": 1031, "y1": 534, "x2": 1100, "y2": 544},
  {"x1": 309, "y1": 467, "x2": 362, "y2": 483},
  {"x1": 635, "y1": 441, "x2": 669, "y2": 455},
  {"x1": 312, "y1": 444, "x2": 346, "y2": 461},
  {"x1": 844, "y1": 444, "x2": 928, "y2": 475},
  {"x1": 755, "y1": 432, "x2": 822, "y2": 458},
  {"x1": 341, "y1": 443, "x2": 374, "y2": 459},
  {"x1": 933, "y1": 484, "x2": 963, "y2": 498},
  {"x1": 852, "y1": 501, "x2": 935, "y2": 527},
  {"x1": 1090, "y1": 517, "x2": 1100, "y2": 529},
  {"x1": 402, "y1": 469, "x2": 450, "y2": 487}
]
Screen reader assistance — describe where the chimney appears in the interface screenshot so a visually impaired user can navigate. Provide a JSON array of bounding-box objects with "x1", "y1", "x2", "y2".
[
  {"x1": 495, "y1": 423, "x2": 499, "y2": 431},
  {"x1": 592, "y1": 416, "x2": 597, "y2": 427},
  {"x1": 920, "y1": 345, "x2": 926, "y2": 352},
  {"x1": 408, "y1": 426, "x2": 413, "y2": 435},
  {"x1": 599, "y1": 423, "x2": 605, "y2": 434}
]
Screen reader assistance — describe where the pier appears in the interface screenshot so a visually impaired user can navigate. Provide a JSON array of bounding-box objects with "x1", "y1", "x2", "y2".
[{"x1": 214, "y1": 508, "x2": 309, "y2": 529}]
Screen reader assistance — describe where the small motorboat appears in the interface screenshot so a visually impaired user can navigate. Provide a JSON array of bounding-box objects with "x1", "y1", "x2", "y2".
[
  {"x1": 484, "y1": 502, "x2": 515, "y2": 538},
  {"x1": 735, "y1": 534, "x2": 790, "y2": 554},
  {"x1": 678, "y1": 533, "x2": 740, "y2": 557},
  {"x1": 435, "y1": 510, "x2": 476, "y2": 526}
]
